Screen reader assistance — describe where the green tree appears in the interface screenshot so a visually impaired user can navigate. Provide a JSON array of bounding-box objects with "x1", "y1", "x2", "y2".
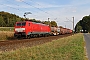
[
  {"x1": 76, "y1": 26, "x2": 82, "y2": 33},
  {"x1": 50, "y1": 21, "x2": 57, "y2": 27},
  {"x1": 75, "y1": 15, "x2": 90, "y2": 33},
  {"x1": 0, "y1": 16, "x2": 6, "y2": 27},
  {"x1": 43, "y1": 21, "x2": 50, "y2": 25},
  {"x1": 0, "y1": 11, "x2": 23, "y2": 27}
]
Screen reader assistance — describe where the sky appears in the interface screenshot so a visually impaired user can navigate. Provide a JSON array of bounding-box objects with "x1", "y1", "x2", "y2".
[{"x1": 0, "y1": 0, "x2": 90, "y2": 29}]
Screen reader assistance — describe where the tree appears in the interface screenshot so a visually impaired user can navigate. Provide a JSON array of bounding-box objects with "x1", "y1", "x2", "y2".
[
  {"x1": 75, "y1": 15, "x2": 90, "y2": 33},
  {"x1": 0, "y1": 11, "x2": 23, "y2": 27},
  {"x1": 43, "y1": 21, "x2": 50, "y2": 25},
  {"x1": 76, "y1": 26, "x2": 82, "y2": 33},
  {"x1": 50, "y1": 21, "x2": 57, "y2": 27},
  {"x1": 0, "y1": 16, "x2": 6, "y2": 27}
]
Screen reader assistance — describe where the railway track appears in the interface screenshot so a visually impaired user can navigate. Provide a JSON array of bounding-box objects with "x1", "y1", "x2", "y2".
[{"x1": 0, "y1": 34, "x2": 72, "y2": 52}]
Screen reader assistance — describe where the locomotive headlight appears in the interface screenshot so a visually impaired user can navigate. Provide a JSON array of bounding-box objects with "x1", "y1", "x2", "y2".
[{"x1": 15, "y1": 28, "x2": 25, "y2": 32}]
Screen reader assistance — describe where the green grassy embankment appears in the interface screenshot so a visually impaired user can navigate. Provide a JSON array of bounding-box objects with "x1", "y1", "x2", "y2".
[{"x1": 0, "y1": 33, "x2": 87, "y2": 60}]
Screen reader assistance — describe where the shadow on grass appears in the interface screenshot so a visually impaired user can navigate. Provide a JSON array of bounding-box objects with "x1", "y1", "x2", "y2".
[
  {"x1": 6, "y1": 36, "x2": 17, "y2": 40},
  {"x1": 6, "y1": 36, "x2": 24, "y2": 40}
]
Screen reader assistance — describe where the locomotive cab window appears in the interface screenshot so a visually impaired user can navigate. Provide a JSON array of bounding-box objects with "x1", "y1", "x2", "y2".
[
  {"x1": 16, "y1": 23, "x2": 21, "y2": 26},
  {"x1": 22, "y1": 22, "x2": 26, "y2": 26},
  {"x1": 16, "y1": 22, "x2": 26, "y2": 26}
]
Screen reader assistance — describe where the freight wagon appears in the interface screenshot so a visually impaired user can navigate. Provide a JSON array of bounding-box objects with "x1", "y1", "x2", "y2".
[
  {"x1": 50, "y1": 27, "x2": 60, "y2": 35},
  {"x1": 50, "y1": 27, "x2": 72, "y2": 35},
  {"x1": 60, "y1": 27, "x2": 66, "y2": 34},
  {"x1": 59, "y1": 27, "x2": 72, "y2": 34},
  {"x1": 67, "y1": 29, "x2": 72, "y2": 34}
]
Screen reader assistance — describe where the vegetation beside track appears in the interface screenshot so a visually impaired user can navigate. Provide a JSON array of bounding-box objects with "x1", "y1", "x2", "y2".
[
  {"x1": 0, "y1": 27, "x2": 14, "y2": 31},
  {"x1": 0, "y1": 31, "x2": 14, "y2": 41},
  {"x1": 0, "y1": 27, "x2": 14, "y2": 41},
  {"x1": 0, "y1": 33, "x2": 86, "y2": 60}
]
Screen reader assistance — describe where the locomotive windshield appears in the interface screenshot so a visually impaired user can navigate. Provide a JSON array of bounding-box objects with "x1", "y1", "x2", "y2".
[{"x1": 16, "y1": 22, "x2": 26, "y2": 26}]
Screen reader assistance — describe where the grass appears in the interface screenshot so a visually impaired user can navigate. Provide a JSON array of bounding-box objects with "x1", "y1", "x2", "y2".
[
  {"x1": 0, "y1": 27, "x2": 14, "y2": 41},
  {"x1": 0, "y1": 27, "x2": 14, "y2": 31},
  {"x1": 0, "y1": 31, "x2": 14, "y2": 41},
  {"x1": 0, "y1": 33, "x2": 86, "y2": 60}
]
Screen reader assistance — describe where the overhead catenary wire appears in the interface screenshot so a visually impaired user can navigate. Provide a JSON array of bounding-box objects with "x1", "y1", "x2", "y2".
[
  {"x1": 0, "y1": 3, "x2": 22, "y2": 12},
  {"x1": 2, "y1": 0, "x2": 47, "y2": 18},
  {"x1": 22, "y1": 0, "x2": 60, "y2": 21},
  {"x1": 29, "y1": 0, "x2": 46, "y2": 9},
  {"x1": 20, "y1": 0, "x2": 55, "y2": 17},
  {"x1": 0, "y1": 0, "x2": 39, "y2": 18},
  {"x1": 0, "y1": 0, "x2": 58, "y2": 20}
]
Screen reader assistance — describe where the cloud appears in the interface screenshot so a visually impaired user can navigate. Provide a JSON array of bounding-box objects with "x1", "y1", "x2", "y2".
[
  {"x1": 33, "y1": 2, "x2": 60, "y2": 8},
  {"x1": 70, "y1": 0, "x2": 90, "y2": 7},
  {"x1": 16, "y1": 0, "x2": 24, "y2": 2}
]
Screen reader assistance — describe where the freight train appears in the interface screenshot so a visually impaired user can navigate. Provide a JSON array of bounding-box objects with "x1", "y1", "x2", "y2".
[{"x1": 14, "y1": 20, "x2": 72, "y2": 38}]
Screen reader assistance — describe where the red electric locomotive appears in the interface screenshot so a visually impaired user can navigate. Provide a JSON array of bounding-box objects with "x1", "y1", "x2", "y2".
[{"x1": 14, "y1": 20, "x2": 51, "y2": 38}]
